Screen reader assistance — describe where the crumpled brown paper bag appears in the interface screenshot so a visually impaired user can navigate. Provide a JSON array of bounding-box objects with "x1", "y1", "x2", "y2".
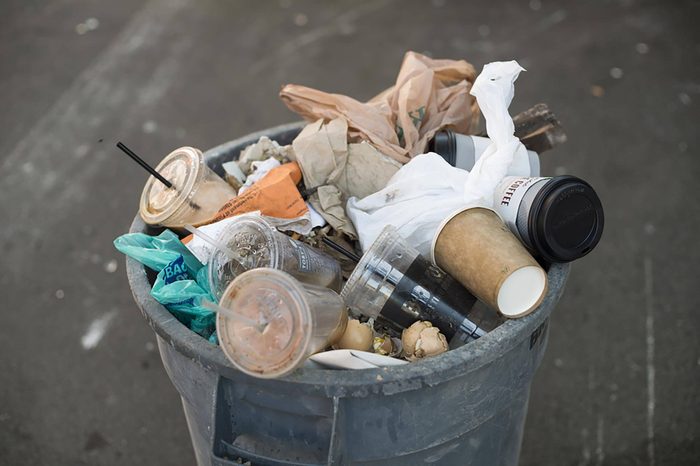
[
  {"x1": 291, "y1": 118, "x2": 402, "y2": 237},
  {"x1": 280, "y1": 51, "x2": 479, "y2": 164}
]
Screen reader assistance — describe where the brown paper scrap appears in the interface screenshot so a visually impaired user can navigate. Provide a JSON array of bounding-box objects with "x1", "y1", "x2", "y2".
[{"x1": 280, "y1": 51, "x2": 479, "y2": 163}]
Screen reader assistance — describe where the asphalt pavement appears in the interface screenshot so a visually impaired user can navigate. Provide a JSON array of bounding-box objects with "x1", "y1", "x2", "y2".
[{"x1": 0, "y1": 1, "x2": 698, "y2": 465}]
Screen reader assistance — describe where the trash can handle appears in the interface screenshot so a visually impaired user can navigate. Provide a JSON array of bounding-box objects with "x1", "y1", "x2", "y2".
[{"x1": 210, "y1": 381, "x2": 346, "y2": 466}]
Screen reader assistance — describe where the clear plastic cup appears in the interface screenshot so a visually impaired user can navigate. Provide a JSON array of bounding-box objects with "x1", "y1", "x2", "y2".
[
  {"x1": 139, "y1": 146, "x2": 236, "y2": 229},
  {"x1": 217, "y1": 268, "x2": 348, "y2": 378},
  {"x1": 341, "y1": 225, "x2": 501, "y2": 345},
  {"x1": 208, "y1": 216, "x2": 342, "y2": 299}
]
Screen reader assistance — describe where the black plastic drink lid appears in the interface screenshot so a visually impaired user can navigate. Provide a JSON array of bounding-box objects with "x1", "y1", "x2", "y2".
[
  {"x1": 427, "y1": 130, "x2": 457, "y2": 166},
  {"x1": 528, "y1": 176, "x2": 604, "y2": 263}
]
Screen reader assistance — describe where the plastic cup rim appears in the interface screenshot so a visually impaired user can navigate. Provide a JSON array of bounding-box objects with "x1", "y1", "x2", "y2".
[
  {"x1": 217, "y1": 268, "x2": 313, "y2": 378},
  {"x1": 139, "y1": 146, "x2": 203, "y2": 225},
  {"x1": 341, "y1": 225, "x2": 403, "y2": 313},
  {"x1": 207, "y1": 215, "x2": 281, "y2": 299}
]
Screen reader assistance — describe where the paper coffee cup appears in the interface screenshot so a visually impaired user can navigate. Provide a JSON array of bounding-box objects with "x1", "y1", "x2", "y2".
[{"x1": 432, "y1": 207, "x2": 547, "y2": 318}]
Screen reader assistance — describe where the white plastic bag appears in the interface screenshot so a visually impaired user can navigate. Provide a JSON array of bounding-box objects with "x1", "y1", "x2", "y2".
[{"x1": 347, "y1": 60, "x2": 532, "y2": 257}]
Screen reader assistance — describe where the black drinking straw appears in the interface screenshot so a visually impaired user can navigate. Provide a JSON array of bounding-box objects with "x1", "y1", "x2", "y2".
[
  {"x1": 116, "y1": 142, "x2": 172, "y2": 188},
  {"x1": 321, "y1": 237, "x2": 361, "y2": 263},
  {"x1": 116, "y1": 141, "x2": 202, "y2": 211}
]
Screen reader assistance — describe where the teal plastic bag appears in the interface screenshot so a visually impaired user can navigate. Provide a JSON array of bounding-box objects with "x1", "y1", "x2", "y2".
[
  {"x1": 114, "y1": 230, "x2": 217, "y2": 342},
  {"x1": 113, "y1": 229, "x2": 201, "y2": 272}
]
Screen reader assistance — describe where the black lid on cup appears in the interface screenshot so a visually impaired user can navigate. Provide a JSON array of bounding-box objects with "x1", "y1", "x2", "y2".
[
  {"x1": 427, "y1": 130, "x2": 457, "y2": 166},
  {"x1": 528, "y1": 176, "x2": 604, "y2": 263}
]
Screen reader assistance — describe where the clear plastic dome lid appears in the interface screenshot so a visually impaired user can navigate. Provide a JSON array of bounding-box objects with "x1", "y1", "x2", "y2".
[
  {"x1": 139, "y1": 147, "x2": 202, "y2": 225},
  {"x1": 217, "y1": 269, "x2": 312, "y2": 378}
]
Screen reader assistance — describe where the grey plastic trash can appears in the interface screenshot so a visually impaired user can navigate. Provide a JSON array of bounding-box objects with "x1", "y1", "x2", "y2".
[{"x1": 126, "y1": 122, "x2": 570, "y2": 466}]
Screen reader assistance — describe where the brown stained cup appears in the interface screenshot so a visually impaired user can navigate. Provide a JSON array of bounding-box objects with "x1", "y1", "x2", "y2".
[
  {"x1": 432, "y1": 207, "x2": 547, "y2": 318},
  {"x1": 139, "y1": 146, "x2": 237, "y2": 229},
  {"x1": 217, "y1": 268, "x2": 348, "y2": 379}
]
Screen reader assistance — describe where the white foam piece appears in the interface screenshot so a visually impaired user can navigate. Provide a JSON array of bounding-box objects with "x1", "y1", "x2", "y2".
[
  {"x1": 350, "y1": 350, "x2": 408, "y2": 367},
  {"x1": 309, "y1": 350, "x2": 378, "y2": 369},
  {"x1": 309, "y1": 350, "x2": 408, "y2": 370}
]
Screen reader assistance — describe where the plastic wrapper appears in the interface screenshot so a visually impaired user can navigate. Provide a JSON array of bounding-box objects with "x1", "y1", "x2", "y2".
[
  {"x1": 209, "y1": 162, "x2": 307, "y2": 223},
  {"x1": 114, "y1": 230, "x2": 217, "y2": 342},
  {"x1": 280, "y1": 51, "x2": 479, "y2": 163}
]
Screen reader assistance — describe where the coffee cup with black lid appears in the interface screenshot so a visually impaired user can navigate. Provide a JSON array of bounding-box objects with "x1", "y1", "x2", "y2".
[{"x1": 493, "y1": 176, "x2": 604, "y2": 263}]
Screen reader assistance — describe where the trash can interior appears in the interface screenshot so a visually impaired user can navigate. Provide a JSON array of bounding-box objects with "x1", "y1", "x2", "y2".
[{"x1": 126, "y1": 121, "x2": 571, "y2": 392}]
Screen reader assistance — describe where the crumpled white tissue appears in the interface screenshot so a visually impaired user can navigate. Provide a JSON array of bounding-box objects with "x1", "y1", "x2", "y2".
[
  {"x1": 238, "y1": 157, "x2": 281, "y2": 194},
  {"x1": 347, "y1": 60, "x2": 532, "y2": 258}
]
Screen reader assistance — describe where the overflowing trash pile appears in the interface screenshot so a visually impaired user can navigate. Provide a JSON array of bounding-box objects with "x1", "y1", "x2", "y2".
[{"x1": 115, "y1": 51, "x2": 604, "y2": 379}]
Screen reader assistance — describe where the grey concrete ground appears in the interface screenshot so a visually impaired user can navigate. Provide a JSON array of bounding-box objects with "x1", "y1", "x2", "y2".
[{"x1": 0, "y1": 0, "x2": 698, "y2": 465}]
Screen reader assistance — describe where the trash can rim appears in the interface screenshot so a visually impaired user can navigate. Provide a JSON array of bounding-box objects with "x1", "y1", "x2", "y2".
[{"x1": 126, "y1": 122, "x2": 571, "y2": 394}]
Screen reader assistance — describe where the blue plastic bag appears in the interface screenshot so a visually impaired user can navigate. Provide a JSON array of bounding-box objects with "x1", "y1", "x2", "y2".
[
  {"x1": 113, "y1": 229, "x2": 202, "y2": 272},
  {"x1": 114, "y1": 230, "x2": 217, "y2": 342}
]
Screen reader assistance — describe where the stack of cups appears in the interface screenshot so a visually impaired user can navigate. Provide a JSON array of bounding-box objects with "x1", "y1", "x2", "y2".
[
  {"x1": 209, "y1": 216, "x2": 347, "y2": 378},
  {"x1": 428, "y1": 130, "x2": 604, "y2": 317},
  {"x1": 342, "y1": 225, "x2": 502, "y2": 345}
]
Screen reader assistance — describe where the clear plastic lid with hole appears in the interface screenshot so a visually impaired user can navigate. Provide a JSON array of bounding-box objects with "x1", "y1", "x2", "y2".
[{"x1": 217, "y1": 268, "x2": 347, "y2": 378}]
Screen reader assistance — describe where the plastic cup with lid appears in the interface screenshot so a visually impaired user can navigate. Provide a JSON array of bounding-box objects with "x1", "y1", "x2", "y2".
[
  {"x1": 139, "y1": 146, "x2": 236, "y2": 229},
  {"x1": 217, "y1": 268, "x2": 348, "y2": 379}
]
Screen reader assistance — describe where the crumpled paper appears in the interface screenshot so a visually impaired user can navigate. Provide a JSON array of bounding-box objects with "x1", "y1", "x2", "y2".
[
  {"x1": 210, "y1": 162, "x2": 305, "y2": 221},
  {"x1": 280, "y1": 51, "x2": 479, "y2": 164},
  {"x1": 200, "y1": 162, "x2": 320, "y2": 235},
  {"x1": 292, "y1": 118, "x2": 402, "y2": 237},
  {"x1": 346, "y1": 61, "x2": 532, "y2": 257},
  {"x1": 313, "y1": 185, "x2": 357, "y2": 237},
  {"x1": 238, "y1": 157, "x2": 281, "y2": 194},
  {"x1": 236, "y1": 136, "x2": 294, "y2": 175},
  {"x1": 463, "y1": 61, "x2": 531, "y2": 205}
]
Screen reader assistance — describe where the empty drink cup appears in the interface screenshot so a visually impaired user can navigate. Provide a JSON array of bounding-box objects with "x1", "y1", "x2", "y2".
[
  {"x1": 432, "y1": 207, "x2": 547, "y2": 318},
  {"x1": 493, "y1": 175, "x2": 604, "y2": 263},
  {"x1": 139, "y1": 146, "x2": 237, "y2": 229},
  {"x1": 208, "y1": 216, "x2": 342, "y2": 299},
  {"x1": 217, "y1": 268, "x2": 348, "y2": 378},
  {"x1": 341, "y1": 225, "x2": 501, "y2": 345}
]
